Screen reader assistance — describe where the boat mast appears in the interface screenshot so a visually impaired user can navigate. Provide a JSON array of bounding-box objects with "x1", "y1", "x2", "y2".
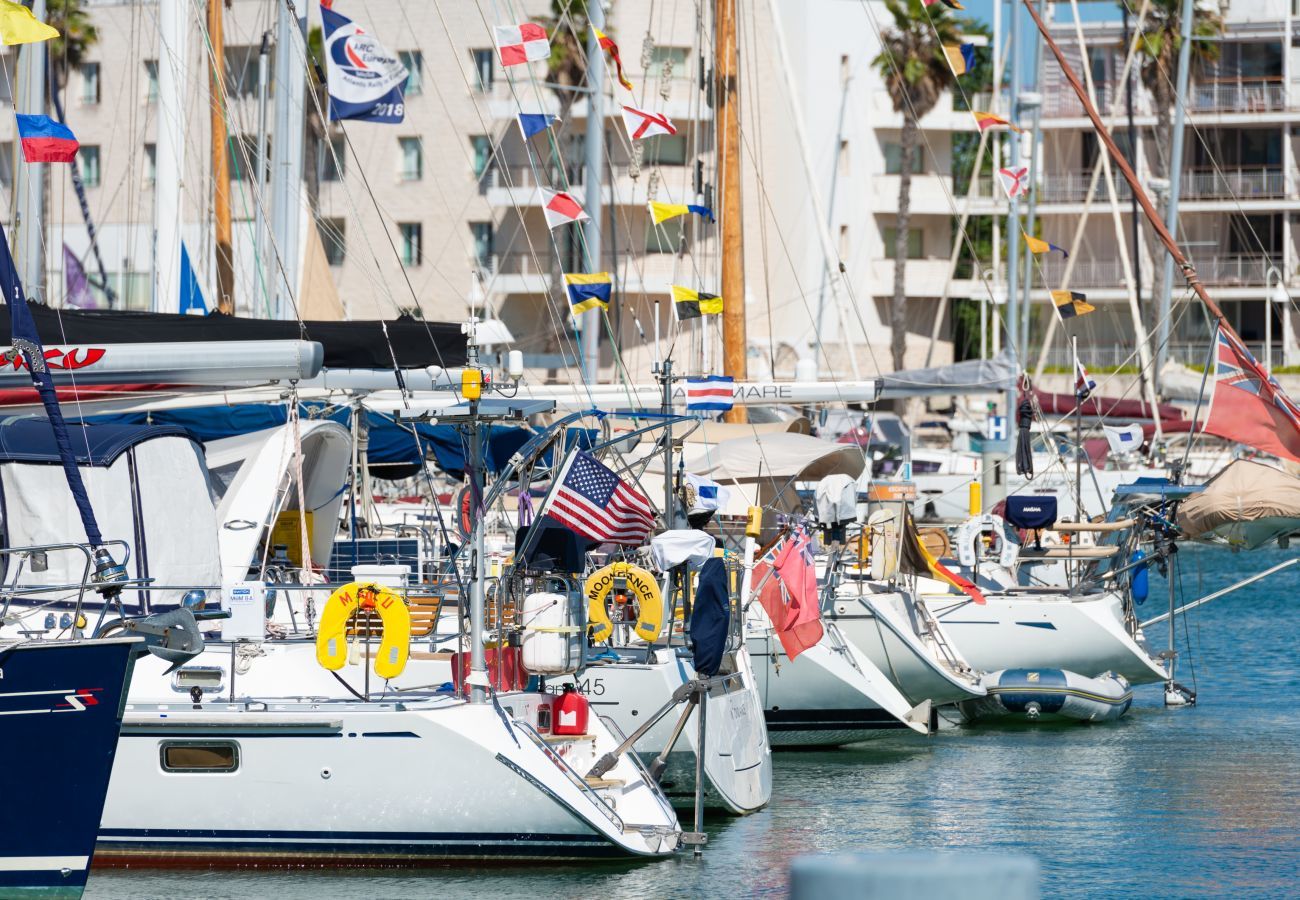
[
  {"x1": 208, "y1": 0, "x2": 235, "y2": 314},
  {"x1": 1021, "y1": 0, "x2": 1241, "y2": 341},
  {"x1": 15, "y1": 0, "x2": 46, "y2": 300},
  {"x1": 715, "y1": 0, "x2": 746, "y2": 423},
  {"x1": 154, "y1": 0, "x2": 187, "y2": 313},
  {"x1": 1152, "y1": 0, "x2": 1197, "y2": 386},
  {"x1": 270, "y1": 0, "x2": 307, "y2": 320},
  {"x1": 580, "y1": 2, "x2": 606, "y2": 383}
]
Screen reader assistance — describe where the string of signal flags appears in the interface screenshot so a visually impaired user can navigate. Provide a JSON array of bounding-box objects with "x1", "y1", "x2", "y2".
[
  {"x1": 939, "y1": 23, "x2": 1095, "y2": 327},
  {"x1": 500, "y1": 19, "x2": 725, "y2": 336}
]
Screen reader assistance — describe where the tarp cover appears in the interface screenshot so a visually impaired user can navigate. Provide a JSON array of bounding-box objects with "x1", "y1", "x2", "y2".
[
  {"x1": 878, "y1": 349, "x2": 1017, "y2": 399},
  {"x1": 0, "y1": 303, "x2": 467, "y2": 369},
  {"x1": 1176, "y1": 459, "x2": 1300, "y2": 549},
  {"x1": 0, "y1": 424, "x2": 221, "y2": 609}
]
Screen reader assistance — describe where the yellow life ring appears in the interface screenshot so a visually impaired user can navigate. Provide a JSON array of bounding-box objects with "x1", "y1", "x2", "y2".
[
  {"x1": 584, "y1": 562, "x2": 665, "y2": 644},
  {"x1": 315, "y1": 582, "x2": 411, "y2": 680}
]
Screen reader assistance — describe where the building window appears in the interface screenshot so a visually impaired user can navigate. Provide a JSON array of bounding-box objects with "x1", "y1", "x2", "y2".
[
  {"x1": 144, "y1": 59, "x2": 159, "y2": 102},
  {"x1": 472, "y1": 49, "x2": 494, "y2": 91},
  {"x1": 650, "y1": 45, "x2": 689, "y2": 78},
  {"x1": 160, "y1": 741, "x2": 240, "y2": 773},
  {"x1": 644, "y1": 134, "x2": 688, "y2": 166},
  {"x1": 882, "y1": 226, "x2": 924, "y2": 259},
  {"x1": 144, "y1": 143, "x2": 156, "y2": 185},
  {"x1": 399, "y1": 222, "x2": 423, "y2": 266},
  {"x1": 80, "y1": 62, "x2": 100, "y2": 104},
  {"x1": 80, "y1": 146, "x2": 100, "y2": 187},
  {"x1": 470, "y1": 135, "x2": 492, "y2": 178},
  {"x1": 470, "y1": 222, "x2": 493, "y2": 269},
  {"x1": 838, "y1": 140, "x2": 850, "y2": 176},
  {"x1": 840, "y1": 54, "x2": 850, "y2": 86},
  {"x1": 318, "y1": 136, "x2": 345, "y2": 182},
  {"x1": 0, "y1": 142, "x2": 11, "y2": 188},
  {"x1": 233, "y1": 134, "x2": 269, "y2": 181},
  {"x1": 399, "y1": 137, "x2": 422, "y2": 181},
  {"x1": 645, "y1": 217, "x2": 684, "y2": 254},
  {"x1": 883, "y1": 143, "x2": 924, "y2": 175},
  {"x1": 320, "y1": 218, "x2": 346, "y2": 266},
  {"x1": 400, "y1": 50, "x2": 423, "y2": 96},
  {"x1": 224, "y1": 45, "x2": 262, "y2": 99},
  {"x1": 838, "y1": 224, "x2": 850, "y2": 259}
]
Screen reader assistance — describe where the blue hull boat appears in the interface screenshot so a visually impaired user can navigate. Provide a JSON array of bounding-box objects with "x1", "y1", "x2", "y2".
[{"x1": 0, "y1": 637, "x2": 139, "y2": 897}]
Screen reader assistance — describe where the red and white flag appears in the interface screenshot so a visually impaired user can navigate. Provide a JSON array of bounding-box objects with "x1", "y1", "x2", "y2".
[
  {"x1": 754, "y1": 529, "x2": 824, "y2": 661},
  {"x1": 494, "y1": 23, "x2": 550, "y2": 67},
  {"x1": 997, "y1": 166, "x2": 1029, "y2": 199},
  {"x1": 541, "y1": 190, "x2": 590, "y2": 229},
  {"x1": 1203, "y1": 326, "x2": 1300, "y2": 462},
  {"x1": 621, "y1": 105, "x2": 677, "y2": 141},
  {"x1": 539, "y1": 450, "x2": 656, "y2": 545}
]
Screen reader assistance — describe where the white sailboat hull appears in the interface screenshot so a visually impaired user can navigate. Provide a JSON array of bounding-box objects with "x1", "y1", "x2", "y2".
[
  {"x1": 921, "y1": 590, "x2": 1168, "y2": 685},
  {"x1": 826, "y1": 591, "x2": 986, "y2": 707}
]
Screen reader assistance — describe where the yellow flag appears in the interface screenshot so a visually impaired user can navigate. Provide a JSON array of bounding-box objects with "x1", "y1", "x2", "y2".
[
  {"x1": 650, "y1": 201, "x2": 690, "y2": 225},
  {"x1": 0, "y1": 0, "x2": 58, "y2": 45},
  {"x1": 1025, "y1": 235, "x2": 1050, "y2": 254}
]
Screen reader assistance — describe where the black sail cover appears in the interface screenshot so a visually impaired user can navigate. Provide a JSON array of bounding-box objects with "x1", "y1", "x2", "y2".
[
  {"x1": 0, "y1": 305, "x2": 468, "y2": 370},
  {"x1": 689, "y1": 557, "x2": 731, "y2": 677}
]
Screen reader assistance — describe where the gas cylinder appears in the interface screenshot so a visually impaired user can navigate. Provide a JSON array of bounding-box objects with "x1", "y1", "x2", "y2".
[{"x1": 552, "y1": 684, "x2": 589, "y2": 736}]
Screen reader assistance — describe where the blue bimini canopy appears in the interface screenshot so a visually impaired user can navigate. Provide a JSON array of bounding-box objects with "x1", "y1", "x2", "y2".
[{"x1": 0, "y1": 418, "x2": 197, "y2": 467}]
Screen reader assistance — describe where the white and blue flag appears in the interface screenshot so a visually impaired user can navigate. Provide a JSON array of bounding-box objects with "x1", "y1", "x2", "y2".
[
  {"x1": 1104, "y1": 423, "x2": 1145, "y2": 455},
  {"x1": 322, "y1": 4, "x2": 408, "y2": 123}
]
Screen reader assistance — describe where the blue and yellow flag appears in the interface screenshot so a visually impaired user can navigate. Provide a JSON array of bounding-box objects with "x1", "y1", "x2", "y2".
[
  {"x1": 1052, "y1": 290, "x2": 1095, "y2": 320},
  {"x1": 565, "y1": 272, "x2": 612, "y2": 314},
  {"x1": 650, "y1": 201, "x2": 715, "y2": 225},
  {"x1": 1025, "y1": 234, "x2": 1069, "y2": 258},
  {"x1": 943, "y1": 43, "x2": 978, "y2": 76}
]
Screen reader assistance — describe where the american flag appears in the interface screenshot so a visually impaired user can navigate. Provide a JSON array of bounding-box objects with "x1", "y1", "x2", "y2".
[
  {"x1": 541, "y1": 450, "x2": 657, "y2": 545},
  {"x1": 1204, "y1": 326, "x2": 1300, "y2": 463}
]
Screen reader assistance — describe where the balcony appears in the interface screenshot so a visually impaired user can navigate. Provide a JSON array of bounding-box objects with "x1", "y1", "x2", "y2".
[
  {"x1": 482, "y1": 249, "x2": 684, "y2": 296},
  {"x1": 482, "y1": 162, "x2": 693, "y2": 209},
  {"x1": 1042, "y1": 78, "x2": 1299, "y2": 119},
  {"x1": 1038, "y1": 255, "x2": 1274, "y2": 288},
  {"x1": 1037, "y1": 167, "x2": 1287, "y2": 204}
]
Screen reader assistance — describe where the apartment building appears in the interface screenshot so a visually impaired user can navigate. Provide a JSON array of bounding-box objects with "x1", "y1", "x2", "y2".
[
  {"x1": 1029, "y1": 0, "x2": 1300, "y2": 369},
  {"x1": 0, "y1": 0, "x2": 972, "y2": 378}
]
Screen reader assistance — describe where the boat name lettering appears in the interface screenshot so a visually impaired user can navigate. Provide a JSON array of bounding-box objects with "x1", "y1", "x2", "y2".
[{"x1": 6, "y1": 347, "x2": 107, "y2": 372}]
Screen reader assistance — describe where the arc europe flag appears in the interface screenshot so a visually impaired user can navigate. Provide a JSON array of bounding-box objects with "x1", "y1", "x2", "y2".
[
  {"x1": 322, "y1": 4, "x2": 409, "y2": 123},
  {"x1": 564, "y1": 273, "x2": 612, "y2": 314},
  {"x1": 1052, "y1": 290, "x2": 1095, "y2": 320},
  {"x1": 650, "y1": 201, "x2": 715, "y2": 224},
  {"x1": 672, "y1": 285, "x2": 723, "y2": 320},
  {"x1": 16, "y1": 115, "x2": 78, "y2": 163}
]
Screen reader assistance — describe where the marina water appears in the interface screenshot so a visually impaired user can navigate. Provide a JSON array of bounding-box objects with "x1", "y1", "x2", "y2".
[{"x1": 85, "y1": 544, "x2": 1299, "y2": 899}]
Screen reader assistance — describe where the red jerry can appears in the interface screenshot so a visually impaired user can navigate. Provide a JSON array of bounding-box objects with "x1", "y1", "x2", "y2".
[{"x1": 552, "y1": 684, "x2": 589, "y2": 735}]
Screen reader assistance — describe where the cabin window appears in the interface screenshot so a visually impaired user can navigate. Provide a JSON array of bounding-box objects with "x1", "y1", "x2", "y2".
[
  {"x1": 160, "y1": 741, "x2": 240, "y2": 773},
  {"x1": 400, "y1": 51, "x2": 423, "y2": 96}
]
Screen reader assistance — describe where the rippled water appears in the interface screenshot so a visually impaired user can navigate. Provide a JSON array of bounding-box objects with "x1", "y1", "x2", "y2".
[{"x1": 86, "y1": 545, "x2": 1300, "y2": 899}]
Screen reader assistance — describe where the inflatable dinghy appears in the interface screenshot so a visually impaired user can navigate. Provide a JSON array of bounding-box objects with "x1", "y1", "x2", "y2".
[{"x1": 959, "y1": 668, "x2": 1132, "y2": 723}]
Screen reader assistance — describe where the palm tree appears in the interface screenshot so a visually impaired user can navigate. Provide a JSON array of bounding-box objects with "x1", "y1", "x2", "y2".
[
  {"x1": 873, "y1": 0, "x2": 963, "y2": 376},
  {"x1": 45, "y1": 0, "x2": 98, "y2": 90},
  {"x1": 1136, "y1": 0, "x2": 1223, "y2": 182}
]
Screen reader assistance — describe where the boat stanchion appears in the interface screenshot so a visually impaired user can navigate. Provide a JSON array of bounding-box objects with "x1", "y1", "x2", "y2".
[{"x1": 689, "y1": 683, "x2": 708, "y2": 857}]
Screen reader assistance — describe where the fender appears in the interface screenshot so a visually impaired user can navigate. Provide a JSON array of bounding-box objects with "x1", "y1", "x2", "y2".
[
  {"x1": 584, "y1": 562, "x2": 665, "y2": 643},
  {"x1": 315, "y1": 582, "x2": 411, "y2": 680}
]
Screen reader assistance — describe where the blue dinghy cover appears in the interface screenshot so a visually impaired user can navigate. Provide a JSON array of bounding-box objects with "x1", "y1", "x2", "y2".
[{"x1": 690, "y1": 556, "x2": 730, "y2": 677}]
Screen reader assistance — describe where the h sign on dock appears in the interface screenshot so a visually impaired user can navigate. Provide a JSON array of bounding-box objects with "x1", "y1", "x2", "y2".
[{"x1": 987, "y1": 415, "x2": 1008, "y2": 442}]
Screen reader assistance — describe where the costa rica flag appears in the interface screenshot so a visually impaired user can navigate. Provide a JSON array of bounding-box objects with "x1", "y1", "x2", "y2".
[{"x1": 16, "y1": 114, "x2": 78, "y2": 163}]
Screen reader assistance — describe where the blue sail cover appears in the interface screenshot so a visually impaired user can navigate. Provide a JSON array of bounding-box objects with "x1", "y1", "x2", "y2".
[
  {"x1": 1, "y1": 221, "x2": 105, "y2": 546},
  {"x1": 85, "y1": 404, "x2": 597, "y2": 479},
  {"x1": 0, "y1": 419, "x2": 195, "y2": 466}
]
